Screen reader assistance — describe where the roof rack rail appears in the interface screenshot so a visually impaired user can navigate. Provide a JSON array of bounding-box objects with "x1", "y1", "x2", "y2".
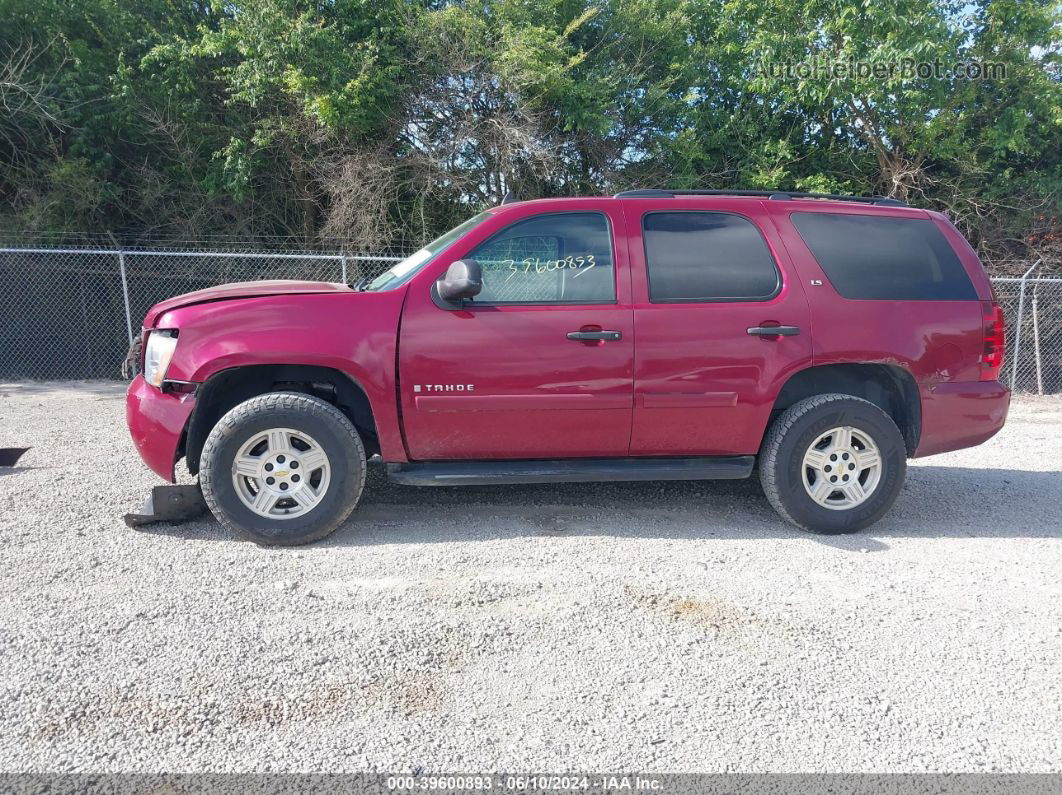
[{"x1": 613, "y1": 189, "x2": 906, "y2": 207}]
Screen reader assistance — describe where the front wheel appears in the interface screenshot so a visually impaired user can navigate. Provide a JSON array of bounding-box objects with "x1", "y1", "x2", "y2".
[
  {"x1": 200, "y1": 392, "x2": 366, "y2": 545},
  {"x1": 759, "y1": 394, "x2": 907, "y2": 534}
]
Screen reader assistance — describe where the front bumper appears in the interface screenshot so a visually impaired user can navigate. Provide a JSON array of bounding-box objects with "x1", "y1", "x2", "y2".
[
  {"x1": 126, "y1": 375, "x2": 197, "y2": 481},
  {"x1": 914, "y1": 380, "x2": 1010, "y2": 458}
]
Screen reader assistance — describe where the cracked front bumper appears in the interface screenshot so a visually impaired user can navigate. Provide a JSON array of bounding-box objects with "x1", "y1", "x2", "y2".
[{"x1": 126, "y1": 375, "x2": 197, "y2": 481}]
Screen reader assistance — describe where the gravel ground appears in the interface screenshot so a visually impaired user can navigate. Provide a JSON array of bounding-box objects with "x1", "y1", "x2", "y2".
[{"x1": 0, "y1": 381, "x2": 1060, "y2": 774}]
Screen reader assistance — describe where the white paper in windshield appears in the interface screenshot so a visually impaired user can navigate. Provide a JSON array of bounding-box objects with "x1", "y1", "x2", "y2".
[{"x1": 387, "y1": 249, "x2": 432, "y2": 278}]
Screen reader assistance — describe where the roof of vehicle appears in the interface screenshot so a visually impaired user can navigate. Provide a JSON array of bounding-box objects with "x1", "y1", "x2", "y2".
[
  {"x1": 489, "y1": 191, "x2": 930, "y2": 217},
  {"x1": 613, "y1": 188, "x2": 905, "y2": 205}
]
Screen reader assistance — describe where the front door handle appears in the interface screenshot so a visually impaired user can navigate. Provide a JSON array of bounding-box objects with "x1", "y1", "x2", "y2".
[
  {"x1": 567, "y1": 330, "x2": 622, "y2": 341},
  {"x1": 747, "y1": 325, "x2": 800, "y2": 337}
]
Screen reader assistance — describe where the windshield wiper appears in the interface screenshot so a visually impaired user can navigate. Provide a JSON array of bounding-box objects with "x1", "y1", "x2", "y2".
[{"x1": 352, "y1": 275, "x2": 370, "y2": 291}]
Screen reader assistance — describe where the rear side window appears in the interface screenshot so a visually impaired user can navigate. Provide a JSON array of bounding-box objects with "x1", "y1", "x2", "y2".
[
  {"x1": 791, "y1": 212, "x2": 976, "y2": 300},
  {"x1": 643, "y1": 212, "x2": 780, "y2": 302},
  {"x1": 468, "y1": 212, "x2": 615, "y2": 303}
]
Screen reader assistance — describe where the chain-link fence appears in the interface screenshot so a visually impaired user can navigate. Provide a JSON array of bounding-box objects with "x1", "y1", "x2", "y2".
[
  {"x1": 993, "y1": 265, "x2": 1062, "y2": 394},
  {"x1": 0, "y1": 247, "x2": 401, "y2": 379},
  {"x1": 1, "y1": 246, "x2": 1060, "y2": 392}
]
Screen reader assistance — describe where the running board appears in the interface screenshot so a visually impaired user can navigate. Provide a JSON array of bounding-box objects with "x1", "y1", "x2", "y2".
[{"x1": 387, "y1": 456, "x2": 754, "y2": 486}]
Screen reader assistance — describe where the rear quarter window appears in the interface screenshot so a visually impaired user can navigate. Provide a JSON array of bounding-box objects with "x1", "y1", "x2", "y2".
[{"x1": 791, "y1": 212, "x2": 976, "y2": 300}]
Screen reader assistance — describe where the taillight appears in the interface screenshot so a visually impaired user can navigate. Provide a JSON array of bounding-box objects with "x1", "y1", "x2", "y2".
[{"x1": 981, "y1": 302, "x2": 1005, "y2": 381}]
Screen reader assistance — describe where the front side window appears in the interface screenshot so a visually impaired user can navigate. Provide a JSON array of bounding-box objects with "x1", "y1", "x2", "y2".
[
  {"x1": 468, "y1": 213, "x2": 615, "y2": 304},
  {"x1": 643, "y1": 212, "x2": 780, "y2": 302},
  {"x1": 364, "y1": 212, "x2": 491, "y2": 291},
  {"x1": 790, "y1": 212, "x2": 976, "y2": 300}
]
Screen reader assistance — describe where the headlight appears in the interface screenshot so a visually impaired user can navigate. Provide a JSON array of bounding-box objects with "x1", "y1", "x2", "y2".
[{"x1": 143, "y1": 330, "x2": 178, "y2": 388}]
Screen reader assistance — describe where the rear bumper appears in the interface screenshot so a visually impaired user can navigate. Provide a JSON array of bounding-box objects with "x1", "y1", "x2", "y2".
[
  {"x1": 914, "y1": 380, "x2": 1010, "y2": 458},
  {"x1": 126, "y1": 375, "x2": 197, "y2": 481}
]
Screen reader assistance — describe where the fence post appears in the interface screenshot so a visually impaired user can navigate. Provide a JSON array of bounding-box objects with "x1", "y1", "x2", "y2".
[
  {"x1": 340, "y1": 254, "x2": 348, "y2": 284},
  {"x1": 1009, "y1": 260, "x2": 1041, "y2": 391},
  {"x1": 108, "y1": 232, "x2": 135, "y2": 345},
  {"x1": 1031, "y1": 282, "x2": 1043, "y2": 395}
]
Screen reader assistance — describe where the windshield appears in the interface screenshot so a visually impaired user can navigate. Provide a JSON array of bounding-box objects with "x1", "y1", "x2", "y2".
[{"x1": 363, "y1": 212, "x2": 492, "y2": 291}]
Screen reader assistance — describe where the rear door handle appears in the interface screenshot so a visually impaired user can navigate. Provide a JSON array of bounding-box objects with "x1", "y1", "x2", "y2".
[
  {"x1": 747, "y1": 325, "x2": 801, "y2": 337},
  {"x1": 567, "y1": 330, "x2": 622, "y2": 341}
]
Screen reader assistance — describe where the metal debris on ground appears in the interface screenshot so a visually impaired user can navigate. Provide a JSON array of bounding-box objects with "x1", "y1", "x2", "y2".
[{"x1": 0, "y1": 447, "x2": 30, "y2": 467}]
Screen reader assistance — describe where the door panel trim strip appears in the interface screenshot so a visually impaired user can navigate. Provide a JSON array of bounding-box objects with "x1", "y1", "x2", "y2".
[
  {"x1": 415, "y1": 394, "x2": 632, "y2": 412},
  {"x1": 637, "y1": 392, "x2": 738, "y2": 408}
]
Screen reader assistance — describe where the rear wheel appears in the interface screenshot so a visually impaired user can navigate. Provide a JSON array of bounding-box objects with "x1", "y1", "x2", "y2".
[
  {"x1": 759, "y1": 394, "x2": 906, "y2": 534},
  {"x1": 200, "y1": 392, "x2": 366, "y2": 545}
]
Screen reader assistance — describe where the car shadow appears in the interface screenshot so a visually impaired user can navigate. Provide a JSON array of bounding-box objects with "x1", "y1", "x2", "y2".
[
  {"x1": 135, "y1": 460, "x2": 1062, "y2": 550},
  {"x1": 0, "y1": 380, "x2": 126, "y2": 399},
  {"x1": 0, "y1": 466, "x2": 34, "y2": 478}
]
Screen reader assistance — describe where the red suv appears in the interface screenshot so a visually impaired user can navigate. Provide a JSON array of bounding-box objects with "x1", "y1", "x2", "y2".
[{"x1": 126, "y1": 189, "x2": 1009, "y2": 545}]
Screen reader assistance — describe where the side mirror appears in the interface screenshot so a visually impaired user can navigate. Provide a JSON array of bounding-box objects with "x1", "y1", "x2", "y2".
[{"x1": 435, "y1": 259, "x2": 482, "y2": 306}]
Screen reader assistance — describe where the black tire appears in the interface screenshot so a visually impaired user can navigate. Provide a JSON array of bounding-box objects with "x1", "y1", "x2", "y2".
[
  {"x1": 200, "y1": 392, "x2": 366, "y2": 545},
  {"x1": 759, "y1": 394, "x2": 907, "y2": 534}
]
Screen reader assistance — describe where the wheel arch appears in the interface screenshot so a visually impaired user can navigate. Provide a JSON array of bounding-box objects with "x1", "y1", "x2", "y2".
[
  {"x1": 183, "y1": 364, "x2": 379, "y2": 475},
  {"x1": 768, "y1": 363, "x2": 921, "y2": 455}
]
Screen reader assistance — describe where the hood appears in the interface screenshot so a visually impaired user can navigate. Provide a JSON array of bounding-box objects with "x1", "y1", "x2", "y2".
[{"x1": 143, "y1": 280, "x2": 352, "y2": 327}]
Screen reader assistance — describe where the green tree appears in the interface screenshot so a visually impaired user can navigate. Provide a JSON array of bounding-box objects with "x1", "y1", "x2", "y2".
[{"x1": 0, "y1": 0, "x2": 1057, "y2": 267}]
